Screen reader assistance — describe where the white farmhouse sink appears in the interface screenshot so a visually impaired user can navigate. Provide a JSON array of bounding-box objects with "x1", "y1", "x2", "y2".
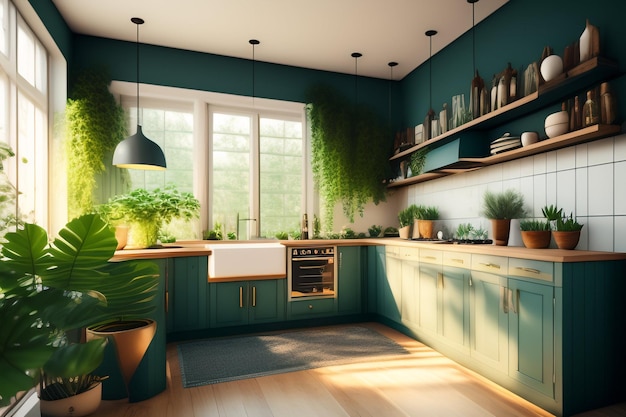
[{"x1": 206, "y1": 242, "x2": 286, "y2": 279}]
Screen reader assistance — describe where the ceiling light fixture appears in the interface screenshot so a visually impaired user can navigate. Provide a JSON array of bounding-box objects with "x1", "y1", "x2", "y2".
[
  {"x1": 249, "y1": 39, "x2": 260, "y2": 104},
  {"x1": 388, "y1": 61, "x2": 398, "y2": 129},
  {"x1": 112, "y1": 17, "x2": 166, "y2": 170},
  {"x1": 424, "y1": 30, "x2": 437, "y2": 140}
]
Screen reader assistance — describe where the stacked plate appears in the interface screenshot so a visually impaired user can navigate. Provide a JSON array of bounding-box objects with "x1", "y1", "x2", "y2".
[{"x1": 490, "y1": 133, "x2": 521, "y2": 155}]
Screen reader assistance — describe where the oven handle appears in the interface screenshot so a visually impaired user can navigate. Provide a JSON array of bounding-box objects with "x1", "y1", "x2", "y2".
[
  {"x1": 292, "y1": 257, "x2": 334, "y2": 262},
  {"x1": 297, "y1": 265, "x2": 329, "y2": 270}
]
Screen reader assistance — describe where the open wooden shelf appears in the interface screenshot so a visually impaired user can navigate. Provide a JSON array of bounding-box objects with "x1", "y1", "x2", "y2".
[
  {"x1": 387, "y1": 56, "x2": 621, "y2": 188},
  {"x1": 388, "y1": 123, "x2": 622, "y2": 188}
]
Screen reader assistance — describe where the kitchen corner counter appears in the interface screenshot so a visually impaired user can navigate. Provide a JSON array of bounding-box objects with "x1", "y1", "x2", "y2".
[{"x1": 111, "y1": 244, "x2": 212, "y2": 261}]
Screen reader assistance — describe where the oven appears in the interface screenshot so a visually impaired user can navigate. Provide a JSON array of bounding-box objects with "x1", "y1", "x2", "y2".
[{"x1": 288, "y1": 246, "x2": 336, "y2": 300}]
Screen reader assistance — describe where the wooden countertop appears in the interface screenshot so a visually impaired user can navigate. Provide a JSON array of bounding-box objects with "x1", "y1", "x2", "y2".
[{"x1": 111, "y1": 239, "x2": 626, "y2": 263}]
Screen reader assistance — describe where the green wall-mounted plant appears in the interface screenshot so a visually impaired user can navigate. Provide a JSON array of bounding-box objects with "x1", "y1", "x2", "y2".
[
  {"x1": 65, "y1": 67, "x2": 128, "y2": 219},
  {"x1": 306, "y1": 85, "x2": 392, "y2": 231}
]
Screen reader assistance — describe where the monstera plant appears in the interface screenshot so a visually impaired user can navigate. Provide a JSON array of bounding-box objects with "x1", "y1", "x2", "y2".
[{"x1": 0, "y1": 214, "x2": 159, "y2": 408}]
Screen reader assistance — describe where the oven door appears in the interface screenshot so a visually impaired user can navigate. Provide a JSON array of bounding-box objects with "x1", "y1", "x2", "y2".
[{"x1": 290, "y1": 256, "x2": 335, "y2": 299}]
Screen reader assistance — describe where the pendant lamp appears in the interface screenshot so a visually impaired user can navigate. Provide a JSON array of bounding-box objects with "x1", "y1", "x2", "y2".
[
  {"x1": 351, "y1": 52, "x2": 362, "y2": 105},
  {"x1": 250, "y1": 39, "x2": 260, "y2": 104},
  {"x1": 424, "y1": 30, "x2": 437, "y2": 140},
  {"x1": 387, "y1": 61, "x2": 398, "y2": 129},
  {"x1": 113, "y1": 17, "x2": 166, "y2": 170}
]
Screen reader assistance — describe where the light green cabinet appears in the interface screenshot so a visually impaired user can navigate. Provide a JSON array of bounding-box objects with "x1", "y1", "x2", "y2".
[
  {"x1": 400, "y1": 247, "x2": 419, "y2": 326},
  {"x1": 210, "y1": 279, "x2": 286, "y2": 327},
  {"x1": 440, "y1": 253, "x2": 471, "y2": 354}
]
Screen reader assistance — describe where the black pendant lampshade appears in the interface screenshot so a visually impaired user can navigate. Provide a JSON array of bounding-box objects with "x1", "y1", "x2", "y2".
[{"x1": 113, "y1": 17, "x2": 166, "y2": 170}]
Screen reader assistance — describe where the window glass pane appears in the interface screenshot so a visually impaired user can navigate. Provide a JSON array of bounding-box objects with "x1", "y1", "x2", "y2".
[
  {"x1": 0, "y1": 0, "x2": 7, "y2": 57},
  {"x1": 17, "y1": 21, "x2": 34, "y2": 86},
  {"x1": 35, "y1": 41, "x2": 47, "y2": 93},
  {"x1": 16, "y1": 91, "x2": 35, "y2": 222},
  {"x1": 259, "y1": 117, "x2": 303, "y2": 238},
  {"x1": 127, "y1": 106, "x2": 196, "y2": 240},
  {"x1": 211, "y1": 112, "x2": 251, "y2": 239}
]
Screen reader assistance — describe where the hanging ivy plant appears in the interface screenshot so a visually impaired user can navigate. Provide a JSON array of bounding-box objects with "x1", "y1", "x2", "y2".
[
  {"x1": 65, "y1": 68, "x2": 128, "y2": 219},
  {"x1": 307, "y1": 84, "x2": 392, "y2": 231}
]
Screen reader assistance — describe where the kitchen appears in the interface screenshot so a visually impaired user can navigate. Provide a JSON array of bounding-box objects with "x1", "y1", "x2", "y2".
[{"x1": 3, "y1": 0, "x2": 626, "y2": 416}]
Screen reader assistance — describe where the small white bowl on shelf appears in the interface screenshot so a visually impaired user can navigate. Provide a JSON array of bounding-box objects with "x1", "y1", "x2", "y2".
[
  {"x1": 545, "y1": 110, "x2": 569, "y2": 138},
  {"x1": 521, "y1": 131, "x2": 539, "y2": 146}
]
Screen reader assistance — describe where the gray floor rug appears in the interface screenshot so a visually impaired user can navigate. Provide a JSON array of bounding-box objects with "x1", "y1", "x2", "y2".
[{"x1": 177, "y1": 326, "x2": 410, "y2": 387}]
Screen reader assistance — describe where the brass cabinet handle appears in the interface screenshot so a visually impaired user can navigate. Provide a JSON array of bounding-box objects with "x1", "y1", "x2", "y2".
[
  {"x1": 451, "y1": 258, "x2": 464, "y2": 264},
  {"x1": 252, "y1": 286, "x2": 256, "y2": 307},
  {"x1": 515, "y1": 266, "x2": 540, "y2": 274},
  {"x1": 308, "y1": 304, "x2": 313, "y2": 309},
  {"x1": 239, "y1": 286, "x2": 243, "y2": 308},
  {"x1": 165, "y1": 291, "x2": 169, "y2": 314},
  {"x1": 480, "y1": 262, "x2": 501, "y2": 269}
]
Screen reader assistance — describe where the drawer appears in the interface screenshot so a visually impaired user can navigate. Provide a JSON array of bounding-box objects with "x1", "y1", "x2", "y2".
[
  {"x1": 508, "y1": 258, "x2": 554, "y2": 283},
  {"x1": 472, "y1": 254, "x2": 508, "y2": 274},
  {"x1": 443, "y1": 251, "x2": 471, "y2": 268},
  {"x1": 386, "y1": 246, "x2": 402, "y2": 258},
  {"x1": 419, "y1": 249, "x2": 443, "y2": 265},
  {"x1": 399, "y1": 246, "x2": 419, "y2": 261},
  {"x1": 289, "y1": 298, "x2": 335, "y2": 318}
]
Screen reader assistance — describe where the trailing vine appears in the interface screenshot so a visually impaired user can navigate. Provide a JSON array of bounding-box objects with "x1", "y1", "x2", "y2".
[
  {"x1": 307, "y1": 85, "x2": 392, "y2": 231},
  {"x1": 65, "y1": 67, "x2": 128, "y2": 219}
]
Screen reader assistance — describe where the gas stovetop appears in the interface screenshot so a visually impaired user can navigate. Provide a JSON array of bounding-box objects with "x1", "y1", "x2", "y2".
[{"x1": 411, "y1": 238, "x2": 493, "y2": 245}]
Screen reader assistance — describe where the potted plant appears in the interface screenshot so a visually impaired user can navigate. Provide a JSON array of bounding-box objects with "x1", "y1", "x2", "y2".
[
  {"x1": 553, "y1": 213, "x2": 584, "y2": 249},
  {"x1": 96, "y1": 185, "x2": 200, "y2": 249},
  {"x1": 520, "y1": 219, "x2": 552, "y2": 249},
  {"x1": 368, "y1": 224, "x2": 382, "y2": 238},
  {"x1": 0, "y1": 214, "x2": 159, "y2": 414},
  {"x1": 481, "y1": 189, "x2": 528, "y2": 246},
  {"x1": 417, "y1": 205, "x2": 439, "y2": 239},
  {"x1": 542, "y1": 204, "x2": 563, "y2": 230},
  {"x1": 398, "y1": 205, "x2": 418, "y2": 239}
]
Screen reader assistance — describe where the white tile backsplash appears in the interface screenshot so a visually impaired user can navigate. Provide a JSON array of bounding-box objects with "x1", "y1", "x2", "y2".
[
  {"x1": 588, "y1": 137, "x2": 614, "y2": 166},
  {"x1": 404, "y1": 134, "x2": 624, "y2": 252},
  {"x1": 588, "y1": 164, "x2": 614, "y2": 216}
]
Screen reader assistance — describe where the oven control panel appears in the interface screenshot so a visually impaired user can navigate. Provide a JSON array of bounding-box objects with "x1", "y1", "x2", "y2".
[{"x1": 291, "y1": 246, "x2": 335, "y2": 258}]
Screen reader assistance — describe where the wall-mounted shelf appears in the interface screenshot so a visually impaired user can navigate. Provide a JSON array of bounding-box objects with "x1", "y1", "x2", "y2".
[
  {"x1": 387, "y1": 123, "x2": 622, "y2": 189},
  {"x1": 388, "y1": 56, "x2": 621, "y2": 188}
]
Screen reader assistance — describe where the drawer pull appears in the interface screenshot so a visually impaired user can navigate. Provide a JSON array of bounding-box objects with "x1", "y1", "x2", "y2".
[
  {"x1": 308, "y1": 304, "x2": 313, "y2": 310},
  {"x1": 516, "y1": 266, "x2": 540, "y2": 275},
  {"x1": 252, "y1": 286, "x2": 257, "y2": 307},
  {"x1": 239, "y1": 286, "x2": 243, "y2": 308},
  {"x1": 480, "y1": 262, "x2": 501, "y2": 269},
  {"x1": 451, "y1": 258, "x2": 464, "y2": 264}
]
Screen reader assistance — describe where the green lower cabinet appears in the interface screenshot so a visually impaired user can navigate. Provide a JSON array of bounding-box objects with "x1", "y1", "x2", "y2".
[
  {"x1": 470, "y1": 270, "x2": 509, "y2": 373},
  {"x1": 507, "y1": 278, "x2": 554, "y2": 399},
  {"x1": 337, "y1": 246, "x2": 362, "y2": 315},
  {"x1": 166, "y1": 256, "x2": 210, "y2": 333},
  {"x1": 210, "y1": 279, "x2": 286, "y2": 327},
  {"x1": 379, "y1": 246, "x2": 402, "y2": 323},
  {"x1": 288, "y1": 297, "x2": 335, "y2": 319}
]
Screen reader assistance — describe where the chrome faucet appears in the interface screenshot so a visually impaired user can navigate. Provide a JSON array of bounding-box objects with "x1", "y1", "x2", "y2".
[{"x1": 236, "y1": 212, "x2": 257, "y2": 240}]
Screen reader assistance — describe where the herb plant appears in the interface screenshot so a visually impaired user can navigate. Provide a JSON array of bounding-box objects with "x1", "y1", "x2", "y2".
[
  {"x1": 482, "y1": 189, "x2": 527, "y2": 219},
  {"x1": 419, "y1": 206, "x2": 439, "y2": 220},
  {"x1": 520, "y1": 219, "x2": 551, "y2": 231},
  {"x1": 556, "y1": 213, "x2": 584, "y2": 231},
  {"x1": 542, "y1": 204, "x2": 563, "y2": 221}
]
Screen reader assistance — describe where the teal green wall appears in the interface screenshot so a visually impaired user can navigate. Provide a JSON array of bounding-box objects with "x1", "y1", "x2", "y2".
[
  {"x1": 400, "y1": 0, "x2": 626, "y2": 137},
  {"x1": 28, "y1": 0, "x2": 73, "y2": 63}
]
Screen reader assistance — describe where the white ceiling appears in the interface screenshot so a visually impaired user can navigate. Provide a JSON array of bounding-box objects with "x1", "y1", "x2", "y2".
[{"x1": 51, "y1": 0, "x2": 508, "y2": 80}]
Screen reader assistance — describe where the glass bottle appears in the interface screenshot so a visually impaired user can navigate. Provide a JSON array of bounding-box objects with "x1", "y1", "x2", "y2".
[
  {"x1": 569, "y1": 95, "x2": 581, "y2": 131},
  {"x1": 600, "y1": 82, "x2": 616, "y2": 125},
  {"x1": 582, "y1": 89, "x2": 599, "y2": 127},
  {"x1": 301, "y1": 213, "x2": 309, "y2": 240}
]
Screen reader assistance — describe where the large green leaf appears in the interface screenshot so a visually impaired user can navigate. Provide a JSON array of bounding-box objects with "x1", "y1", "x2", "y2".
[{"x1": 43, "y1": 338, "x2": 108, "y2": 378}]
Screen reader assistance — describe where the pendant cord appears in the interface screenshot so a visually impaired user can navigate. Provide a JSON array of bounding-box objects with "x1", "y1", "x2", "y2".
[
  {"x1": 429, "y1": 36, "x2": 432, "y2": 110},
  {"x1": 472, "y1": 1, "x2": 476, "y2": 75},
  {"x1": 136, "y1": 21, "x2": 140, "y2": 126}
]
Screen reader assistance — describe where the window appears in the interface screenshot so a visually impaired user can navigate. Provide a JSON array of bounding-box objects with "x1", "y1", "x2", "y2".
[
  {"x1": 210, "y1": 110, "x2": 304, "y2": 240},
  {"x1": 113, "y1": 82, "x2": 307, "y2": 242},
  {"x1": 0, "y1": 3, "x2": 49, "y2": 237}
]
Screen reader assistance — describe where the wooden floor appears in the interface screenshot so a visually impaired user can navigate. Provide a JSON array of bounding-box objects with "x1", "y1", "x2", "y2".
[{"x1": 93, "y1": 323, "x2": 626, "y2": 417}]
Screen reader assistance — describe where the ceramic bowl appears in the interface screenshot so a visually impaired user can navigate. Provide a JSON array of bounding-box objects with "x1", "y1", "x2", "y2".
[
  {"x1": 545, "y1": 110, "x2": 569, "y2": 138},
  {"x1": 521, "y1": 131, "x2": 538, "y2": 146},
  {"x1": 540, "y1": 55, "x2": 563, "y2": 82}
]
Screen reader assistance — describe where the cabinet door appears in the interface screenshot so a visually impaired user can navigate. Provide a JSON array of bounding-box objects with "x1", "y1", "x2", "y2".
[
  {"x1": 470, "y1": 270, "x2": 509, "y2": 373},
  {"x1": 249, "y1": 279, "x2": 286, "y2": 324},
  {"x1": 401, "y1": 259, "x2": 419, "y2": 326},
  {"x1": 366, "y1": 246, "x2": 384, "y2": 314},
  {"x1": 337, "y1": 246, "x2": 362, "y2": 315},
  {"x1": 440, "y1": 265, "x2": 470, "y2": 354},
  {"x1": 210, "y1": 281, "x2": 249, "y2": 327},
  {"x1": 417, "y1": 262, "x2": 440, "y2": 335},
  {"x1": 508, "y1": 278, "x2": 554, "y2": 398},
  {"x1": 380, "y1": 248, "x2": 402, "y2": 322},
  {"x1": 167, "y1": 256, "x2": 210, "y2": 333}
]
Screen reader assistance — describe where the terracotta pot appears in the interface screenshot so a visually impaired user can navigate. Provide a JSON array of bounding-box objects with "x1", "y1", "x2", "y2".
[
  {"x1": 114, "y1": 226, "x2": 129, "y2": 250},
  {"x1": 86, "y1": 319, "x2": 156, "y2": 397},
  {"x1": 418, "y1": 220, "x2": 435, "y2": 239},
  {"x1": 552, "y1": 230, "x2": 581, "y2": 250},
  {"x1": 520, "y1": 230, "x2": 551, "y2": 249},
  {"x1": 412, "y1": 219, "x2": 420, "y2": 239},
  {"x1": 490, "y1": 219, "x2": 512, "y2": 246},
  {"x1": 398, "y1": 225, "x2": 411, "y2": 240},
  {"x1": 39, "y1": 382, "x2": 102, "y2": 417}
]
